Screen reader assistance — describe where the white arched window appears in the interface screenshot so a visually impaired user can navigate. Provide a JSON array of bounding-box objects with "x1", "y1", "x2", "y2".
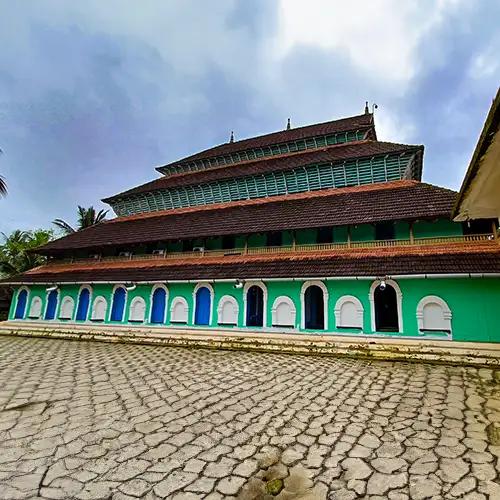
[
  {"x1": 91, "y1": 296, "x2": 107, "y2": 321},
  {"x1": 218, "y1": 295, "x2": 239, "y2": 325},
  {"x1": 170, "y1": 297, "x2": 189, "y2": 324},
  {"x1": 129, "y1": 297, "x2": 146, "y2": 322},
  {"x1": 59, "y1": 296, "x2": 75, "y2": 320},
  {"x1": 416, "y1": 296, "x2": 452, "y2": 333},
  {"x1": 271, "y1": 296, "x2": 296, "y2": 328},
  {"x1": 28, "y1": 296, "x2": 43, "y2": 319},
  {"x1": 334, "y1": 295, "x2": 364, "y2": 329}
]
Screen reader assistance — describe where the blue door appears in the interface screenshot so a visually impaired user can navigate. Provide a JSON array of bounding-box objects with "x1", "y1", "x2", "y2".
[
  {"x1": 14, "y1": 289, "x2": 28, "y2": 319},
  {"x1": 76, "y1": 288, "x2": 90, "y2": 321},
  {"x1": 44, "y1": 290, "x2": 58, "y2": 320},
  {"x1": 110, "y1": 287, "x2": 126, "y2": 321},
  {"x1": 151, "y1": 288, "x2": 166, "y2": 323},
  {"x1": 195, "y1": 287, "x2": 211, "y2": 325}
]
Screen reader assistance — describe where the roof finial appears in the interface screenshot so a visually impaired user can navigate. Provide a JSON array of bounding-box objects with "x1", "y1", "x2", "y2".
[
  {"x1": 229, "y1": 130, "x2": 234, "y2": 143},
  {"x1": 286, "y1": 118, "x2": 291, "y2": 130},
  {"x1": 364, "y1": 101, "x2": 369, "y2": 115}
]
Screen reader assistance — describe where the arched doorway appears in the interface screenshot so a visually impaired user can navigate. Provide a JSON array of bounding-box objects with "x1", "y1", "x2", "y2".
[
  {"x1": 110, "y1": 286, "x2": 126, "y2": 322},
  {"x1": 151, "y1": 287, "x2": 167, "y2": 324},
  {"x1": 14, "y1": 289, "x2": 28, "y2": 319},
  {"x1": 304, "y1": 285, "x2": 324, "y2": 329},
  {"x1": 374, "y1": 284, "x2": 399, "y2": 332},
  {"x1": 246, "y1": 285, "x2": 264, "y2": 327},
  {"x1": 76, "y1": 288, "x2": 91, "y2": 321},
  {"x1": 44, "y1": 290, "x2": 58, "y2": 320},
  {"x1": 194, "y1": 286, "x2": 211, "y2": 325}
]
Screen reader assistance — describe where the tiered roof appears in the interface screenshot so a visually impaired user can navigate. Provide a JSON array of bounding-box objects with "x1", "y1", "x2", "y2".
[
  {"x1": 104, "y1": 141, "x2": 421, "y2": 202},
  {"x1": 42, "y1": 181, "x2": 455, "y2": 254},
  {"x1": 104, "y1": 112, "x2": 423, "y2": 216}
]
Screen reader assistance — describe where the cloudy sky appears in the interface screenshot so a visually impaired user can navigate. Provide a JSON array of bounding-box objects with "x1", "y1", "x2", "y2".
[{"x1": 0, "y1": 0, "x2": 499, "y2": 234}]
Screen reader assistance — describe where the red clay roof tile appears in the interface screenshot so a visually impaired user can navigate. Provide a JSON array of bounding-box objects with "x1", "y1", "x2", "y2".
[
  {"x1": 39, "y1": 181, "x2": 456, "y2": 254},
  {"x1": 4, "y1": 241, "x2": 500, "y2": 284}
]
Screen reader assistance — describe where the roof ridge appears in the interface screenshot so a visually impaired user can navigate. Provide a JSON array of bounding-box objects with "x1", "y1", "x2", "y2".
[{"x1": 161, "y1": 113, "x2": 375, "y2": 169}]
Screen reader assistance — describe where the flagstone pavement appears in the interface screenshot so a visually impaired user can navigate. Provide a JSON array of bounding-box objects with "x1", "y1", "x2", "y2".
[{"x1": 0, "y1": 336, "x2": 499, "y2": 499}]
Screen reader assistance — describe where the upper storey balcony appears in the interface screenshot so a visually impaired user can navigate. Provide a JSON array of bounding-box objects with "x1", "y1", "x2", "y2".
[{"x1": 49, "y1": 232, "x2": 496, "y2": 268}]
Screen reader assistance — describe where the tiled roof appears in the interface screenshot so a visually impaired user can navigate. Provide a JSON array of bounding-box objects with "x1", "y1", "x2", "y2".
[
  {"x1": 159, "y1": 113, "x2": 375, "y2": 170},
  {"x1": 39, "y1": 181, "x2": 456, "y2": 254},
  {"x1": 104, "y1": 140, "x2": 421, "y2": 202},
  {"x1": 4, "y1": 242, "x2": 500, "y2": 284}
]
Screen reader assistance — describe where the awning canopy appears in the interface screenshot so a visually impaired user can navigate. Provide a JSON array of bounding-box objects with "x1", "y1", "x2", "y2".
[{"x1": 453, "y1": 88, "x2": 500, "y2": 222}]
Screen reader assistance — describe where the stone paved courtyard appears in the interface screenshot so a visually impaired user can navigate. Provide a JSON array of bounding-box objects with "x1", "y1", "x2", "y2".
[{"x1": 0, "y1": 337, "x2": 499, "y2": 499}]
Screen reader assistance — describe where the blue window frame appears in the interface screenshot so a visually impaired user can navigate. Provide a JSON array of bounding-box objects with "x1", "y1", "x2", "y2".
[
  {"x1": 76, "y1": 288, "x2": 91, "y2": 321},
  {"x1": 194, "y1": 287, "x2": 211, "y2": 326},
  {"x1": 44, "y1": 290, "x2": 58, "y2": 320},
  {"x1": 110, "y1": 287, "x2": 126, "y2": 322},
  {"x1": 151, "y1": 288, "x2": 167, "y2": 324},
  {"x1": 14, "y1": 289, "x2": 28, "y2": 319}
]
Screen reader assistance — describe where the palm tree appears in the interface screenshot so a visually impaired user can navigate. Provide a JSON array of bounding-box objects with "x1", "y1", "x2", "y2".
[
  {"x1": 53, "y1": 206, "x2": 108, "y2": 235},
  {"x1": 0, "y1": 148, "x2": 6, "y2": 197},
  {"x1": 0, "y1": 229, "x2": 53, "y2": 277}
]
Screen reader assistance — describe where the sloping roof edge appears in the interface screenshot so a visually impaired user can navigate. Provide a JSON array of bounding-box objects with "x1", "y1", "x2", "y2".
[{"x1": 453, "y1": 87, "x2": 500, "y2": 219}]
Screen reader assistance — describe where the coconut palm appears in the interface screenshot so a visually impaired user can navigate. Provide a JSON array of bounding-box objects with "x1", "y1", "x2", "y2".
[
  {"x1": 53, "y1": 206, "x2": 108, "y2": 235},
  {"x1": 0, "y1": 229, "x2": 53, "y2": 277},
  {"x1": 0, "y1": 148, "x2": 6, "y2": 197}
]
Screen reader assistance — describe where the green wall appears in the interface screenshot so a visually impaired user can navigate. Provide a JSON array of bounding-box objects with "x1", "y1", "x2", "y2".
[
  {"x1": 157, "y1": 218, "x2": 466, "y2": 253},
  {"x1": 11, "y1": 277, "x2": 500, "y2": 343},
  {"x1": 351, "y1": 224, "x2": 375, "y2": 242},
  {"x1": 413, "y1": 220, "x2": 463, "y2": 238}
]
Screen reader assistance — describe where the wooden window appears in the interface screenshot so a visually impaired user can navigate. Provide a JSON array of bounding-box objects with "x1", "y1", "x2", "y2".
[
  {"x1": 266, "y1": 231, "x2": 282, "y2": 247},
  {"x1": 375, "y1": 222, "x2": 395, "y2": 241},
  {"x1": 222, "y1": 235, "x2": 236, "y2": 250},
  {"x1": 317, "y1": 227, "x2": 333, "y2": 244}
]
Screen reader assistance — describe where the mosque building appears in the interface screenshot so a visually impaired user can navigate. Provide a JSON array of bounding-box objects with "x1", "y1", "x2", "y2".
[{"x1": 4, "y1": 104, "x2": 500, "y2": 341}]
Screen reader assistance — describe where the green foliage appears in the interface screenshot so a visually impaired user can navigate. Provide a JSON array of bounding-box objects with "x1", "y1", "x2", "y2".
[
  {"x1": 0, "y1": 174, "x2": 6, "y2": 197},
  {"x1": 0, "y1": 148, "x2": 6, "y2": 197},
  {"x1": 0, "y1": 229, "x2": 54, "y2": 278},
  {"x1": 53, "y1": 206, "x2": 108, "y2": 235}
]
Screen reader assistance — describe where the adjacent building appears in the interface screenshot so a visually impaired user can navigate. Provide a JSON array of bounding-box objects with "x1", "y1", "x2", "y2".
[{"x1": 3, "y1": 105, "x2": 500, "y2": 341}]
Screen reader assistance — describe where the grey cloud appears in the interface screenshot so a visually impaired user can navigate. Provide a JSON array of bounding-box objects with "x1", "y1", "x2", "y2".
[{"x1": 0, "y1": 0, "x2": 498, "y2": 235}]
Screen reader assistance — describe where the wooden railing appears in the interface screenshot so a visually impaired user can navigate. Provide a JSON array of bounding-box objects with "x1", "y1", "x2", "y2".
[{"x1": 51, "y1": 233, "x2": 496, "y2": 266}]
